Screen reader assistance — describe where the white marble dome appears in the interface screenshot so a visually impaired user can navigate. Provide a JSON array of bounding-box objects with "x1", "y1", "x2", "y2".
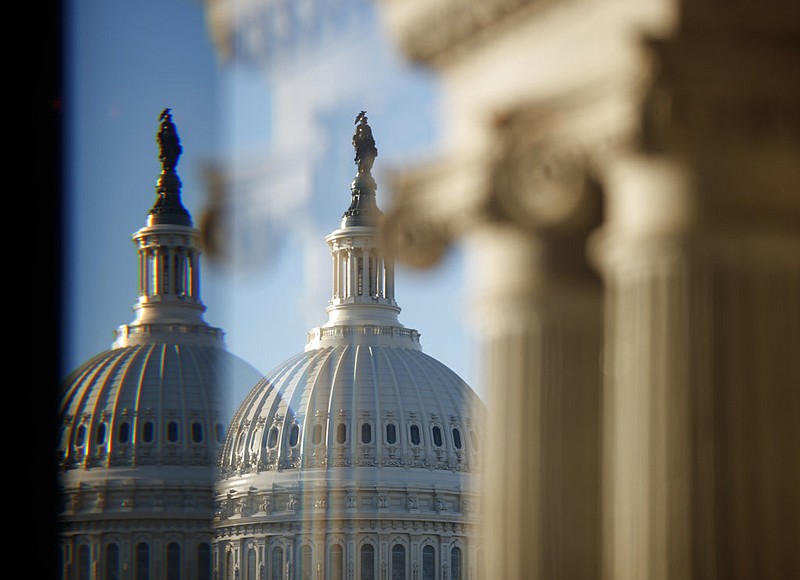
[
  {"x1": 60, "y1": 343, "x2": 260, "y2": 472},
  {"x1": 219, "y1": 340, "x2": 481, "y2": 478}
]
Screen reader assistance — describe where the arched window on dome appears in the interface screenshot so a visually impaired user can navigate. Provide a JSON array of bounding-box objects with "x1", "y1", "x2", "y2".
[
  {"x1": 77, "y1": 544, "x2": 90, "y2": 580},
  {"x1": 142, "y1": 421, "x2": 155, "y2": 444},
  {"x1": 361, "y1": 423, "x2": 372, "y2": 444},
  {"x1": 105, "y1": 543, "x2": 120, "y2": 580},
  {"x1": 167, "y1": 421, "x2": 179, "y2": 443},
  {"x1": 191, "y1": 422, "x2": 203, "y2": 443},
  {"x1": 386, "y1": 423, "x2": 397, "y2": 445},
  {"x1": 225, "y1": 550, "x2": 234, "y2": 580},
  {"x1": 421, "y1": 546, "x2": 435, "y2": 580},
  {"x1": 118, "y1": 422, "x2": 130, "y2": 444},
  {"x1": 360, "y1": 544, "x2": 375, "y2": 580},
  {"x1": 135, "y1": 542, "x2": 150, "y2": 580},
  {"x1": 391, "y1": 544, "x2": 406, "y2": 580},
  {"x1": 246, "y1": 547, "x2": 257, "y2": 580},
  {"x1": 409, "y1": 424, "x2": 421, "y2": 446},
  {"x1": 450, "y1": 547, "x2": 462, "y2": 580},
  {"x1": 452, "y1": 427, "x2": 463, "y2": 450},
  {"x1": 329, "y1": 544, "x2": 344, "y2": 580},
  {"x1": 267, "y1": 426, "x2": 279, "y2": 449},
  {"x1": 432, "y1": 426, "x2": 443, "y2": 447},
  {"x1": 289, "y1": 424, "x2": 300, "y2": 448},
  {"x1": 75, "y1": 424, "x2": 87, "y2": 448},
  {"x1": 197, "y1": 543, "x2": 211, "y2": 580},
  {"x1": 270, "y1": 546, "x2": 283, "y2": 580},
  {"x1": 166, "y1": 542, "x2": 180, "y2": 580},
  {"x1": 312, "y1": 423, "x2": 323, "y2": 445},
  {"x1": 336, "y1": 423, "x2": 347, "y2": 445},
  {"x1": 299, "y1": 544, "x2": 313, "y2": 580},
  {"x1": 95, "y1": 422, "x2": 108, "y2": 445}
]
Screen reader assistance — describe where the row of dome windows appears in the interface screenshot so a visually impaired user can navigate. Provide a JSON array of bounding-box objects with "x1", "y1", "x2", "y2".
[
  {"x1": 241, "y1": 422, "x2": 474, "y2": 453},
  {"x1": 228, "y1": 542, "x2": 463, "y2": 580},
  {"x1": 72, "y1": 420, "x2": 226, "y2": 448},
  {"x1": 66, "y1": 541, "x2": 211, "y2": 580}
]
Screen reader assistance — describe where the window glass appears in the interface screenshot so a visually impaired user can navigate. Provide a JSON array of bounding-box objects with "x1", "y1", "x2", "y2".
[
  {"x1": 386, "y1": 423, "x2": 397, "y2": 445},
  {"x1": 197, "y1": 544, "x2": 211, "y2": 580},
  {"x1": 330, "y1": 545, "x2": 344, "y2": 580},
  {"x1": 135, "y1": 542, "x2": 150, "y2": 580},
  {"x1": 95, "y1": 423, "x2": 107, "y2": 445},
  {"x1": 143, "y1": 421, "x2": 154, "y2": 443},
  {"x1": 336, "y1": 423, "x2": 347, "y2": 444},
  {"x1": 105, "y1": 543, "x2": 120, "y2": 580},
  {"x1": 267, "y1": 427, "x2": 279, "y2": 448},
  {"x1": 312, "y1": 424, "x2": 322, "y2": 445},
  {"x1": 167, "y1": 421, "x2": 179, "y2": 443},
  {"x1": 75, "y1": 424, "x2": 87, "y2": 447},
  {"x1": 451, "y1": 547, "x2": 462, "y2": 580},
  {"x1": 271, "y1": 547, "x2": 283, "y2": 580},
  {"x1": 289, "y1": 424, "x2": 300, "y2": 447},
  {"x1": 167, "y1": 543, "x2": 180, "y2": 580},
  {"x1": 77, "y1": 545, "x2": 90, "y2": 580},
  {"x1": 300, "y1": 545, "x2": 312, "y2": 580},
  {"x1": 191, "y1": 422, "x2": 203, "y2": 443},
  {"x1": 452, "y1": 428, "x2": 462, "y2": 450},
  {"x1": 422, "y1": 546, "x2": 435, "y2": 580},
  {"x1": 432, "y1": 426, "x2": 443, "y2": 447},
  {"x1": 118, "y1": 422, "x2": 130, "y2": 443},
  {"x1": 410, "y1": 425, "x2": 420, "y2": 446},
  {"x1": 391, "y1": 545, "x2": 406, "y2": 580},
  {"x1": 360, "y1": 544, "x2": 375, "y2": 580},
  {"x1": 361, "y1": 423, "x2": 372, "y2": 444},
  {"x1": 247, "y1": 549, "x2": 256, "y2": 580}
]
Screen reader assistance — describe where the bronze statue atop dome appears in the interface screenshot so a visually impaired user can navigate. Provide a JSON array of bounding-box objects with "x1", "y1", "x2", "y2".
[
  {"x1": 150, "y1": 108, "x2": 191, "y2": 226},
  {"x1": 157, "y1": 108, "x2": 182, "y2": 172},
  {"x1": 353, "y1": 111, "x2": 377, "y2": 177}
]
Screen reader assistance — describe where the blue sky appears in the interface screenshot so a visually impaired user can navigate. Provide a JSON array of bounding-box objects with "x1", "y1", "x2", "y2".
[{"x1": 63, "y1": 0, "x2": 481, "y2": 407}]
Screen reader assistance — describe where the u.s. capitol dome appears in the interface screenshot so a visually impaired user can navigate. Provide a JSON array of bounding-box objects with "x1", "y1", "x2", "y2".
[
  {"x1": 213, "y1": 113, "x2": 484, "y2": 580},
  {"x1": 58, "y1": 110, "x2": 263, "y2": 580}
]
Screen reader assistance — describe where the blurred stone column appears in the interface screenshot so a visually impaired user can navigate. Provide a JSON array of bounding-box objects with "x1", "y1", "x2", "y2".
[
  {"x1": 383, "y1": 103, "x2": 606, "y2": 578},
  {"x1": 589, "y1": 9, "x2": 800, "y2": 579}
]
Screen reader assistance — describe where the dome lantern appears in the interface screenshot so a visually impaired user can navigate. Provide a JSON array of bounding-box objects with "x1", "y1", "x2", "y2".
[
  {"x1": 307, "y1": 112, "x2": 418, "y2": 350},
  {"x1": 113, "y1": 109, "x2": 224, "y2": 348}
]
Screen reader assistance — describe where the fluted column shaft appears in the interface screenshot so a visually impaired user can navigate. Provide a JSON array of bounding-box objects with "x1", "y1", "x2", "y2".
[
  {"x1": 593, "y1": 155, "x2": 800, "y2": 580},
  {"x1": 469, "y1": 223, "x2": 602, "y2": 580}
]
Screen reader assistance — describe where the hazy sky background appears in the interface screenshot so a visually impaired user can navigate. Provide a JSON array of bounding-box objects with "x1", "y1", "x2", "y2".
[{"x1": 63, "y1": 0, "x2": 481, "y2": 409}]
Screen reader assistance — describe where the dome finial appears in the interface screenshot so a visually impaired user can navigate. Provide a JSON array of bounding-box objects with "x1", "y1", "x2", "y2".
[
  {"x1": 149, "y1": 108, "x2": 192, "y2": 226},
  {"x1": 343, "y1": 111, "x2": 381, "y2": 226}
]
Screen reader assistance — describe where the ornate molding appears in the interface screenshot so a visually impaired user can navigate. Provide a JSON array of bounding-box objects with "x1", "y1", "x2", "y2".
[{"x1": 382, "y1": 0, "x2": 550, "y2": 65}]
